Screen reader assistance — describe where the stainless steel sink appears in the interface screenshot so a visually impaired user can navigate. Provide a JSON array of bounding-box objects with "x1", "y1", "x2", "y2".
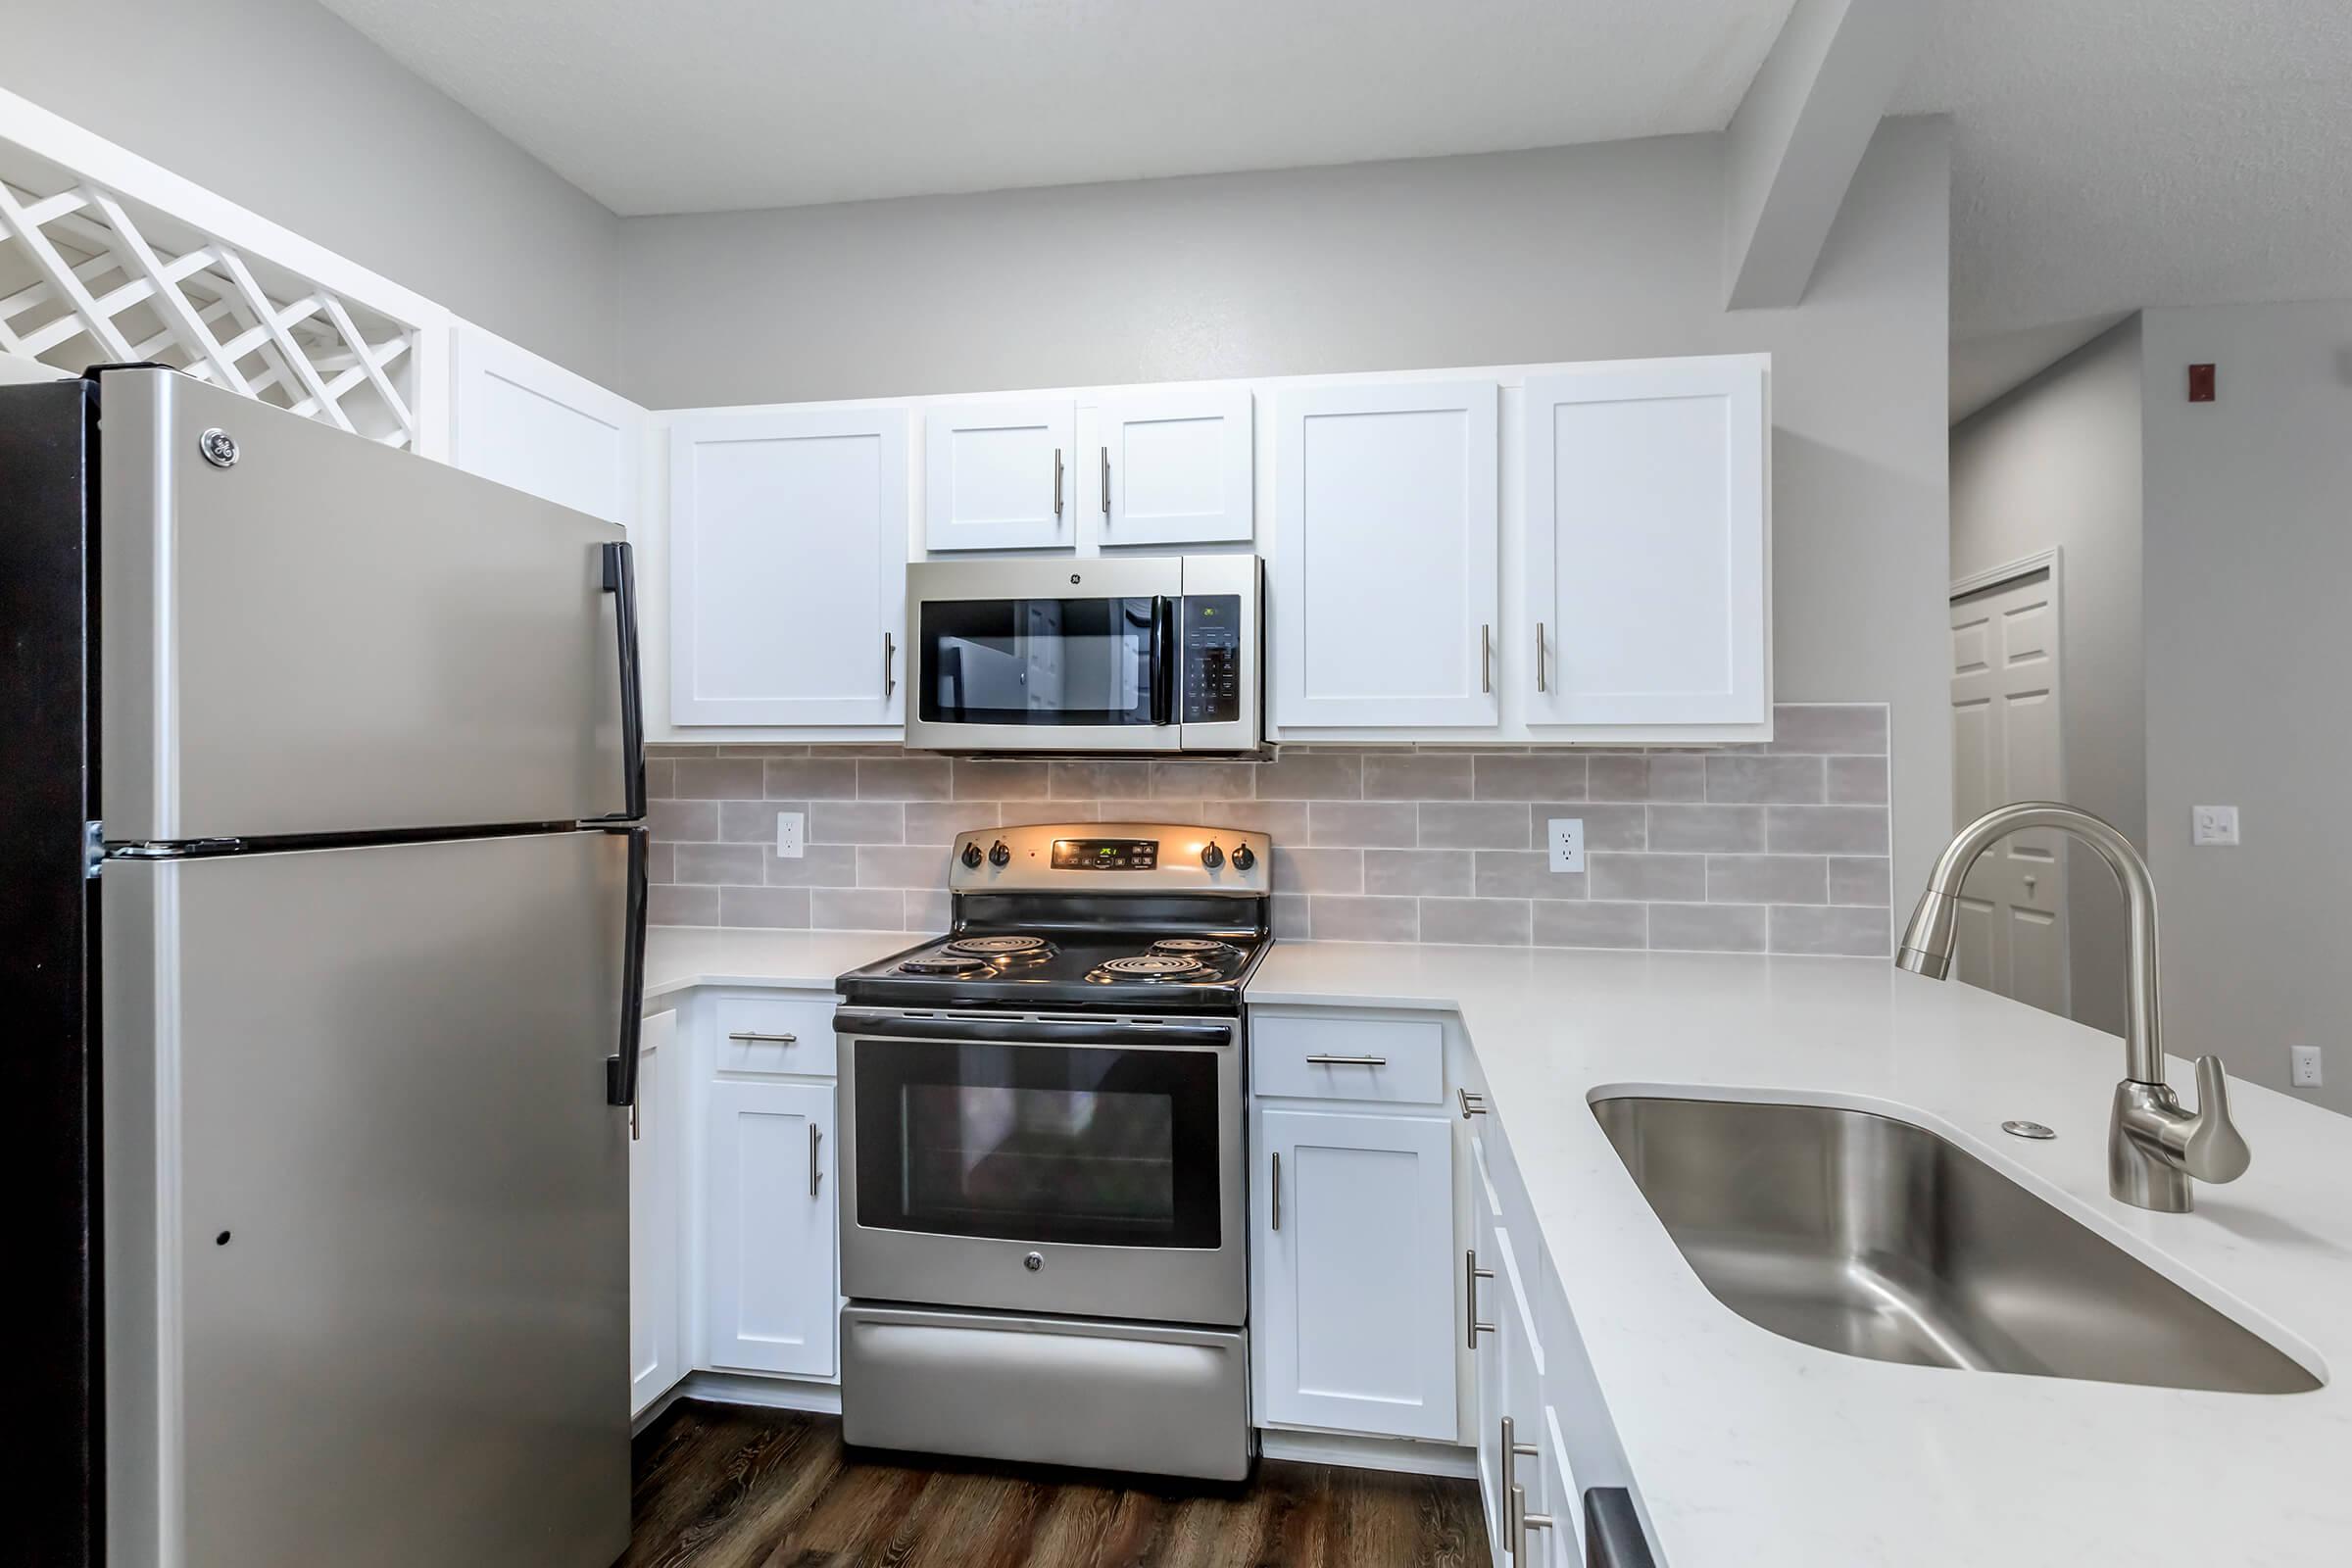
[{"x1": 1592, "y1": 1096, "x2": 2320, "y2": 1395}]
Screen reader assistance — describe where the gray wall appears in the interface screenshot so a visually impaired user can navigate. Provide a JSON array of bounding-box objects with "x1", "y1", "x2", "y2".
[
  {"x1": 2143, "y1": 301, "x2": 2352, "y2": 1114},
  {"x1": 1949, "y1": 318, "x2": 2145, "y2": 1034},
  {"x1": 3, "y1": 0, "x2": 620, "y2": 382},
  {"x1": 621, "y1": 119, "x2": 1955, "y2": 903}
]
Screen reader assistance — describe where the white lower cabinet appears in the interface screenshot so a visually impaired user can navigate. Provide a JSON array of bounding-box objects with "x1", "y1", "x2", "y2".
[
  {"x1": 702, "y1": 1076, "x2": 838, "y2": 1377},
  {"x1": 1253, "y1": 1105, "x2": 1456, "y2": 1440},
  {"x1": 1472, "y1": 1153, "x2": 1508, "y2": 1557},
  {"x1": 630, "y1": 1006, "x2": 683, "y2": 1415}
]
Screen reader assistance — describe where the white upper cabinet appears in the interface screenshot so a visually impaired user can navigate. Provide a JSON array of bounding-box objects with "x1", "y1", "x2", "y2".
[
  {"x1": 922, "y1": 400, "x2": 1076, "y2": 551},
  {"x1": 1273, "y1": 379, "x2": 1500, "y2": 728},
  {"x1": 1093, "y1": 386, "x2": 1253, "y2": 546},
  {"x1": 1524, "y1": 357, "x2": 1769, "y2": 726},
  {"x1": 449, "y1": 324, "x2": 641, "y2": 527},
  {"x1": 669, "y1": 407, "x2": 907, "y2": 727}
]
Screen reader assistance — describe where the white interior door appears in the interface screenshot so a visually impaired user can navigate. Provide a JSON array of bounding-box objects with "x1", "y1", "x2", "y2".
[
  {"x1": 669, "y1": 407, "x2": 907, "y2": 726},
  {"x1": 450, "y1": 323, "x2": 642, "y2": 527},
  {"x1": 922, "y1": 400, "x2": 1076, "y2": 551},
  {"x1": 1524, "y1": 358, "x2": 1768, "y2": 725},
  {"x1": 1273, "y1": 379, "x2": 1499, "y2": 728},
  {"x1": 1096, "y1": 386, "x2": 1253, "y2": 545},
  {"x1": 1950, "y1": 564, "x2": 2069, "y2": 1013}
]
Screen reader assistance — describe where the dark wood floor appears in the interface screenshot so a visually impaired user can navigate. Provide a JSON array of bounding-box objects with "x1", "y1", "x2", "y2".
[{"x1": 619, "y1": 1399, "x2": 1487, "y2": 1568}]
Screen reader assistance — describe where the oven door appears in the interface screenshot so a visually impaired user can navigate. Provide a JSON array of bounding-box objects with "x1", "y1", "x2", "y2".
[
  {"x1": 836, "y1": 1009, "x2": 1245, "y2": 1326},
  {"x1": 904, "y1": 556, "x2": 1184, "y2": 752}
]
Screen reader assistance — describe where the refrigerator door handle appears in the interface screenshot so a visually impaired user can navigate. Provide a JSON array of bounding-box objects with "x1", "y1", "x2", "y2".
[
  {"x1": 597, "y1": 540, "x2": 647, "y2": 823},
  {"x1": 606, "y1": 825, "x2": 651, "y2": 1126}
]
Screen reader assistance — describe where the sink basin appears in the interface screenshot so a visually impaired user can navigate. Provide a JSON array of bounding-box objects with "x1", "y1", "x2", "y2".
[{"x1": 1592, "y1": 1095, "x2": 2320, "y2": 1394}]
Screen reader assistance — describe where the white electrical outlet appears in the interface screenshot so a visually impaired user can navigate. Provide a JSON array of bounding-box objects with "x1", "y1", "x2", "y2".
[
  {"x1": 775, "y1": 810, "x2": 805, "y2": 858},
  {"x1": 2291, "y1": 1045, "x2": 2324, "y2": 1089},
  {"x1": 1547, "y1": 817, "x2": 1586, "y2": 874},
  {"x1": 2191, "y1": 805, "x2": 2240, "y2": 846}
]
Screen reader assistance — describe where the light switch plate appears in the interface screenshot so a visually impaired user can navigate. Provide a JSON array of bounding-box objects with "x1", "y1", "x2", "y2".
[
  {"x1": 2191, "y1": 805, "x2": 2239, "y2": 846},
  {"x1": 1546, "y1": 817, "x2": 1586, "y2": 874},
  {"x1": 775, "y1": 810, "x2": 805, "y2": 858}
]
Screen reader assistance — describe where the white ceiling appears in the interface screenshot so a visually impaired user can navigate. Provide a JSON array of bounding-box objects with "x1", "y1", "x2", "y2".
[
  {"x1": 1897, "y1": 0, "x2": 2352, "y2": 418},
  {"x1": 316, "y1": 0, "x2": 1797, "y2": 215}
]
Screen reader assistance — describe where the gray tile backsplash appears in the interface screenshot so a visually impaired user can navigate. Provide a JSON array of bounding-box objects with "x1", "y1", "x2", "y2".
[{"x1": 646, "y1": 703, "x2": 1893, "y2": 957}]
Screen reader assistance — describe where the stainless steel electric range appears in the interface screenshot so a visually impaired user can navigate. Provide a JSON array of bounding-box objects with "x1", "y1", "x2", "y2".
[{"x1": 832, "y1": 820, "x2": 1272, "y2": 1482}]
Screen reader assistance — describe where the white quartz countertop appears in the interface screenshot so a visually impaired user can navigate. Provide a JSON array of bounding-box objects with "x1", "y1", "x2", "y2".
[
  {"x1": 642, "y1": 925, "x2": 918, "y2": 1002},
  {"x1": 1249, "y1": 942, "x2": 2352, "y2": 1567}
]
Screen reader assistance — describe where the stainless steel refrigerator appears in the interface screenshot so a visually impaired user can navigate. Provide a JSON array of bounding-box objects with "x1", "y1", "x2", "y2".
[{"x1": 3, "y1": 366, "x2": 649, "y2": 1568}]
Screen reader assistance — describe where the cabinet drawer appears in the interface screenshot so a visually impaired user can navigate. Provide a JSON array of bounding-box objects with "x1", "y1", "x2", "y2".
[
  {"x1": 710, "y1": 993, "x2": 837, "y2": 1077},
  {"x1": 1250, "y1": 1013, "x2": 1443, "y2": 1103}
]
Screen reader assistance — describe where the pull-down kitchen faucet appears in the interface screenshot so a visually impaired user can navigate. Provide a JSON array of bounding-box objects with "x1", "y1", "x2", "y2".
[{"x1": 1895, "y1": 802, "x2": 2250, "y2": 1212}]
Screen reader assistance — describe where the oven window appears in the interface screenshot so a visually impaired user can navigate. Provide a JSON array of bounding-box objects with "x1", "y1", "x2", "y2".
[
  {"x1": 854, "y1": 1038, "x2": 1221, "y2": 1249},
  {"x1": 917, "y1": 596, "x2": 1155, "y2": 726}
]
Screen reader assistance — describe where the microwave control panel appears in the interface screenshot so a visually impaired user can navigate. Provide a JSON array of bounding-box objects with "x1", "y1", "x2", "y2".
[{"x1": 1180, "y1": 595, "x2": 1243, "y2": 724}]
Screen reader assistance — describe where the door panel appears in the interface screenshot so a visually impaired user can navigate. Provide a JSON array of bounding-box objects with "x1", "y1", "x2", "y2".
[
  {"x1": 450, "y1": 324, "x2": 642, "y2": 527},
  {"x1": 1273, "y1": 380, "x2": 1499, "y2": 727},
  {"x1": 669, "y1": 407, "x2": 907, "y2": 726},
  {"x1": 1098, "y1": 386, "x2": 1253, "y2": 546},
  {"x1": 631, "y1": 1006, "x2": 682, "y2": 1415},
  {"x1": 104, "y1": 831, "x2": 630, "y2": 1568},
  {"x1": 99, "y1": 368, "x2": 628, "y2": 839},
  {"x1": 704, "y1": 1078, "x2": 836, "y2": 1377},
  {"x1": 923, "y1": 401, "x2": 1076, "y2": 551},
  {"x1": 1254, "y1": 1106, "x2": 1455, "y2": 1439},
  {"x1": 1949, "y1": 567, "x2": 2069, "y2": 1013},
  {"x1": 1525, "y1": 359, "x2": 1768, "y2": 725}
]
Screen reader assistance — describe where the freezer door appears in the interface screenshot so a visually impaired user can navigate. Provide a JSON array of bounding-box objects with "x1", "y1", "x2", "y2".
[
  {"x1": 101, "y1": 831, "x2": 631, "y2": 1568},
  {"x1": 100, "y1": 368, "x2": 633, "y2": 841}
]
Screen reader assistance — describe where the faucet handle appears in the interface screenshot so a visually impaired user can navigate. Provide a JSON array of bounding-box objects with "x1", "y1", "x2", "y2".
[{"x1": 2184, "y1": 1055, "x2": 2252, "y2": 1184}]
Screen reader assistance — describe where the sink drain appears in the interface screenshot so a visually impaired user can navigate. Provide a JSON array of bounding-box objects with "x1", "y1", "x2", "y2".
[{"x1": 2001, "y1": 1119, "x2": 2057, "y2": 1140}]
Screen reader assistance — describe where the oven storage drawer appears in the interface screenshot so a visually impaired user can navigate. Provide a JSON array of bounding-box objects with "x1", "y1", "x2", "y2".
[
  {"x1": 1251, "y1": 1013, "x2": 1444, "y2": 1104},
  {"x1": 711, "y1": 994, "x2": 837, "y2": 1077},
  {"x1": 841, "y1": 1305, "x2": 1250, "y2": 1481}
]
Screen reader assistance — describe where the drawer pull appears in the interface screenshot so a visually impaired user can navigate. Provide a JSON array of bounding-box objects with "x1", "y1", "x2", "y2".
[
  {"x1": 728, "y1": 1031, "x2": 798, "y2": 1045},
  {"x1": 1303, "y1": 1054, "x2": 1387, "y2": 1067},
  {"x1": 1459, "y1": 1088, "x2": 1489, "y2": 1118}
]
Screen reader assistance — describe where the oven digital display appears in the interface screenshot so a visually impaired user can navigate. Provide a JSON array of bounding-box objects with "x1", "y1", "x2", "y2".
[{"x1": 1052, "y1": 838, "x2": 1158, "y2": 870}]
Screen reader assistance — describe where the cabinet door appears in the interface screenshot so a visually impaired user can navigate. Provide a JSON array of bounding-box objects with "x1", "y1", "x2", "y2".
[
  {"x1": 1472, "y1": 1148, "x2": 1509, "y2": 1566},
  {"x1": 1255, "y1": 1107, "x2": 1455, "y2": 1440},
  {"x1": 629, "y1": 1007, "x2": 683, "y2": 1415},
  {"x1": 450, "y1": 323, "x2": 641, "y2": 527},
  {"x1": 669, "y1": 407, "x2": 907, "y2": 726},
  {"x1": 1524, "y1": 358, "x2": 1768, "y2": 726},
  {"x1": 1096, "y1": 386, "x2": 1253, "y2": 546},
  {"x1": 922, "y1": 400, "x2": 1076, "y2": 551},
  {"x1": 1273, "y1": 380, "x2": 1499, "y2": 728},
  {"x1": 703, "y1": 1078, "x2": 837, "y2": 1377}
]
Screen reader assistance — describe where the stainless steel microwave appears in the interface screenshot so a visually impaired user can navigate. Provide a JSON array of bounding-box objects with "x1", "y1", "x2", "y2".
[{"x1": 903, "y1": 555, "x2": 1261, "y2": 754}]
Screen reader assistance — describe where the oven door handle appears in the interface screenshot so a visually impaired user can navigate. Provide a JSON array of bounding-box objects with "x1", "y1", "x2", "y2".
[
  {"x1": 1150, "y1": 595, "x2": 1178, "y2": 727},
  {"x1": 832, "y1": 1008, "x2": 1233, "y2": 1050}
]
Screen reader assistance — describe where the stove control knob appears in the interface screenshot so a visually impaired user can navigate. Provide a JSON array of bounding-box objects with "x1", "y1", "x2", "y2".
[
  {"x1": 988, "y1": 840, "x2": 1011, "y2": 868},
  {"x1": 1230, "y1": 843, "x2": 1255, "y2": 871},
  {"x1": 1200, "y1": 841, "x2": 1225, "y2": 869},
  {"x1": 959, "y1": 842, "x2": 984, "y2": 869}
]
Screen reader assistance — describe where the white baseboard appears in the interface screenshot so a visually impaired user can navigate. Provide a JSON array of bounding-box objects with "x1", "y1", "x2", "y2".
[
  {"x1": 1258, "y1": 1427, "x2": 1479, "y2": 1479},
  {"x1": 632, "y1": 1369, "x2": 842, "y2": 1435}
]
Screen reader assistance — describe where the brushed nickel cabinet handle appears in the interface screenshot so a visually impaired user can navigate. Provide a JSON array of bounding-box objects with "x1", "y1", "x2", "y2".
[
  {"x1": 1459, "y1": 1088, "x2": 1489, "y2": 1119},
  {"x1": 1304, "y1": 1054, "x2": 1387, "y2": 1067},
  {"x1": 1271, "y1": 1152, "x2": 1282, "y2": 1232},
  {"x1": 1481, "y1": 623, "x2": 1494, "y2": 694},
  {"x1": 882, "y1": 631, "x2": 896, "y2": 699},
  {"x1": 1054, "y1": 447, "x2": 1064, "y2": 518},
  {"x1": 727, "y1": 1031, "x2": 798, "y2": 1045},
  {"x1": 1514, "y1": 1484, "x2": 1554, "y2": 1561},
  {"x1": 808, "y1": 1123, "x2": 821, "y2": 1198},
  {"x1": 1536, "y1": 621, "x2": 1548, "y2": 694},
  {"x1": 1467, "y1": 1249, "x2": 1495, "y2": 1348},
  {"x1": 1101, "y1": 445, "x2": 1111, "y2": 518}
]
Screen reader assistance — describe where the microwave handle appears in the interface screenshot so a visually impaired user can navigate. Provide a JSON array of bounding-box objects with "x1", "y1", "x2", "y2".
[{"x1": 1151, "y1": 595, "x2": 1178, "y2": 726}]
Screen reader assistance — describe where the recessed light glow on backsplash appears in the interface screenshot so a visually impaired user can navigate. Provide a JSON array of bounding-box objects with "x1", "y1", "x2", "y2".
[{"x1": 644, "y1": 704, "x2": 1892, "y2": 956}]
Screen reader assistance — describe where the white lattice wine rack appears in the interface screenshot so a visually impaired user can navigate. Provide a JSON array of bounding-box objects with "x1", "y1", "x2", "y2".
[{"x1": 0, "y1": 137, "x2": 421, "y2": 449}]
